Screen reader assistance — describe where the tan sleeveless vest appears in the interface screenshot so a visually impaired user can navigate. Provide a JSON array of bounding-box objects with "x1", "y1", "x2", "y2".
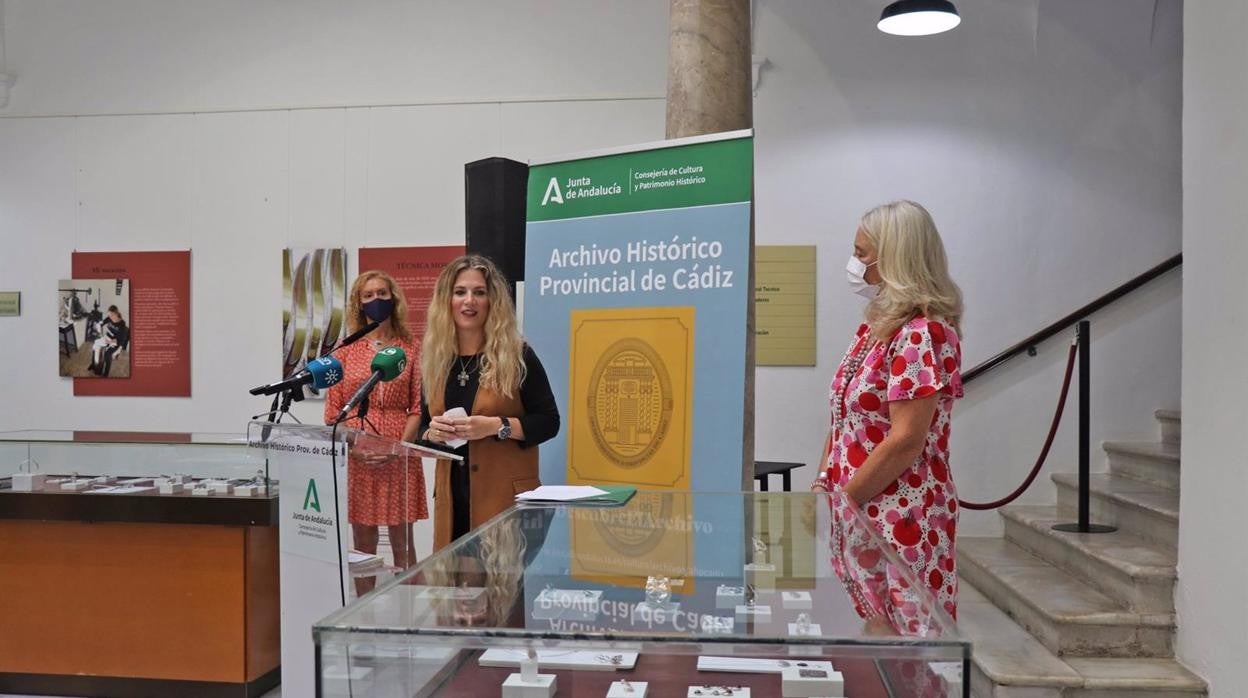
[{"x1": 430, "y1": 379, "x2": 540, "y2": 551}]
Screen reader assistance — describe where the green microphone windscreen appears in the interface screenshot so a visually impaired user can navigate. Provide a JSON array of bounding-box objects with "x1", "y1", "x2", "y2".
[{"x1": 370, "y1": 346, "x2": 407, "y2": 381}]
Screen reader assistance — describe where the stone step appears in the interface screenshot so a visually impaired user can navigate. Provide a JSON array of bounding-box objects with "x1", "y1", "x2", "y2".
[
  {"x1": 1001, "y1": 505, "x2": 1176, "y2": 614},
  {"x1": 1053, "y1": 472, "x2": 1179, "y2": 548},
  {"x1": 1105, "y1": 441, "x2": 1180, "y2": 490},
  {"x1": 959, "y1": 537, "x2": 1174, "y2": 658},
  {"x1": 1156, "y1": 409, "x2": 1181, "y2": 444},
  {"x1": 961, "y1": 584, "x2": 1205, "y2": 698},
  {"x1": 961, "y1": 583, "x2": 1082, "y2": 698}
]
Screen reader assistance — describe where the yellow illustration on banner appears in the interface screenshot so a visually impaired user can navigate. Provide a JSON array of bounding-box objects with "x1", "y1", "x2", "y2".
[
  {"x1": 569, "y1": 491, "x2": 695, "y2": 594},
  {"x1": 567, "y1": 306, "x2": 694, "y2": 488},
  {"x1": 566, "y1": 307, "x2": 695, "y2": 593}
]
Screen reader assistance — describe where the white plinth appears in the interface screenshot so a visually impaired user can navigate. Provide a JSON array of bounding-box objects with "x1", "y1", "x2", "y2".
[
  {"x1": 735, "y1": 604, "x2": 772, "y2": 623},
  {"x1": 502, "y1": 673, "x2": 557, "y2": 698},
  {"x1": 12, "y1": 473, "x2": 45, "y2": 491},
  {"x1": 744, "y1": 562, "x2": 776, "y2": 587},
  {"x1": 191, "y1": 487, "x2": 214, "y2": 496},
  {"x1": 699, "y1": 616, "x2": 735, "y2": 634},
  {"x1": 781, "y1": 591, "x2": 813, "y2": 610},
  {"x1": 209, "y1": 481, "x2": 234, "y2": 495},
  {"x1": 60, "y1": 480, "x2": 89, "y2": 491},
  {"x1": 607, "y1": 680, "x2": 648, "y2": 697},
  {"x1": 688, "y1": 686, "x2": 750, "y2": 698},
  {"x1": 234, "y1": 484, "x2": 264, "y2": 497},
  {"x1": 533, "y1": 587, "x2": 602, "y2": 621},
  {"x1": 159, "y1": 482, "x2": 184, "y2": 495},
  {"x1": 716, "y1": 585, "x2": 745, "y2": 609},
  {"x1": 787, "y1": 622, "x2": 823, "y2": 636},
  {"x1": 632, "y1": 600, "x2": 681, "y2": 624},
  {"x1": 781, "y1": 665, "x2": 844, "y2": 697}
]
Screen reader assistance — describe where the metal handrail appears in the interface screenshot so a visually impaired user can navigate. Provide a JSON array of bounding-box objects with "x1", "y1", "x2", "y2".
[{"x1": 963, "y1": 253, "x2": 1182, "y2": 384}]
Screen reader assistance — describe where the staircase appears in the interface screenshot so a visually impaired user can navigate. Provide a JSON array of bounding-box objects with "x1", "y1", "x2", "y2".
[{"x1": 958, "y1": 409, "x2": 1207, "y2": 697}]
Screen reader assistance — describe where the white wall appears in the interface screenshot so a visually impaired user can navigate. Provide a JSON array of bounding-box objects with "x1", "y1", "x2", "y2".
[
  {"x1": 1177, "y1": 2, "x2": 1248, "y2": 695},
  {"x1": 0, "y1": 0, "x2": 1182, "y2": 540},
  {"x1": 751, "y1": 0, "x2": 1183, "y2": 536}
]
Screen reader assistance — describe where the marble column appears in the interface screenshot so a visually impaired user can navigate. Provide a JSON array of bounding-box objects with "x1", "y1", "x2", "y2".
[
  {"x1": 665, "y1": 0, "x2": 753, "y2": 139},
  {"x1": 666, "y1": 0, "x2": 755, "y2": 489}
]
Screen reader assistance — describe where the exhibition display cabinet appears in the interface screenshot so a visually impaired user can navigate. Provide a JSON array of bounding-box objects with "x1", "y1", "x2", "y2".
[
  {"x1": 0, "y1": 430, "x2": 279, "y2": 698},
  {"x1": 314, "y1": 491, "x2": 970, "y2": 698}
]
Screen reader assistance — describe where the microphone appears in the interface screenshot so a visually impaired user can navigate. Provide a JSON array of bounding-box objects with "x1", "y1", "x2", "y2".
[
  {"x1": 334, "y1": 346, "x2": 407, "y2": 423},
  {"x1": 333, "y1": 321, "x2": 381, "y2": 352},
  {"x1": 249, "y1": 355, "x2": 344, "y2": 396}
]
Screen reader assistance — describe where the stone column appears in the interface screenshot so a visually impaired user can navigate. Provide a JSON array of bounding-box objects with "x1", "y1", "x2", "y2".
[
  {"x1": 666, "y1": 0, "x2": 755, "y2": 490},
  {"x1": 666, "y1": 0, "x2": 753, "y2": 139}
]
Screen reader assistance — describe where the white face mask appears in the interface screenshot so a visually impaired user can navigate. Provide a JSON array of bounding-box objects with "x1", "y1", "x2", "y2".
[{"x1": 846, "y1": 256, "x2": 879, "y2": 299}]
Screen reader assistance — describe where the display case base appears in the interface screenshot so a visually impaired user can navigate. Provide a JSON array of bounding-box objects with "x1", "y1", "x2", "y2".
[{"x1": 0, "y1": 666, "x2": 280, "y2": 698}]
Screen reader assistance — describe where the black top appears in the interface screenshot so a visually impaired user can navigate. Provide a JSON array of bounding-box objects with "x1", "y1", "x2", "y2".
[{"x1": 417, "y1": 345, "x2": 560, "y2": 540}]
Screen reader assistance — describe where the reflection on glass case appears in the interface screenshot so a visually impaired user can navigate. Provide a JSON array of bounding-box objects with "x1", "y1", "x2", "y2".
[{"x1": 314, "y1": 491, "x2": 970, "y2": 698}]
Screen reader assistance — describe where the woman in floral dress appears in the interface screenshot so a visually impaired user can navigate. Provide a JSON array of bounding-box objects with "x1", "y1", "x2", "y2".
[{"x1": 813, "y1": 200, "x2": 965, "y2": 631}]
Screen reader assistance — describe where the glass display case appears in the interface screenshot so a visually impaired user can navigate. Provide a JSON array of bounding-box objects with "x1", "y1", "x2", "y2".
[
  {"x1": 0, "y1": 429, "x2": 281, "y2": 697},
  {"x1": 0, "y1": 429, "x2": 264, "y2": 493},
  {"x1": 314, "y1": 490, "x2": 970, "y2": 698}
]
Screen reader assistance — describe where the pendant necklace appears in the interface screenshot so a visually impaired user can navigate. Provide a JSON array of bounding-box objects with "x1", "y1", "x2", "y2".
[{"x1": 456, "y1": 354, "x2": 477, "y2": 387}]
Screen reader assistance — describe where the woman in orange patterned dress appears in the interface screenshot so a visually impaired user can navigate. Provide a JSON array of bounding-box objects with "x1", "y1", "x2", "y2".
[{"x1": 325, "y1": 270, "x2": 427, "y2": 594}]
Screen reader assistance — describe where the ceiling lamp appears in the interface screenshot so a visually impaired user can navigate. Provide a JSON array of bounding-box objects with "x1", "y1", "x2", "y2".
[{"x1": 878, "y1": 0, "x2": 961, "y2": 36}]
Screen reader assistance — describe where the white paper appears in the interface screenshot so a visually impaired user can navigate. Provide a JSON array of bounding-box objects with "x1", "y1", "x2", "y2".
[
  {"x1": 696, "y1": 656, "x2": 836, "y2": 675},
  {"x1": 440, "y1": 407, "x2": 468, "y2": 448},
  {"x1": 515, "y1": 485, "x2": 609, "y2": 502},
  {"x1": 348, "y1": 551, "x2": 383, "y2": 565},
  {"x1": 480, "y1": 648, "x2": 637, "y2": 671}
]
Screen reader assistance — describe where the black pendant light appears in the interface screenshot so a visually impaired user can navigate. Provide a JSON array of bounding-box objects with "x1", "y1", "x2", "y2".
[{"x1": 878, "y1": 0, "x2": 961, "y2": 36}]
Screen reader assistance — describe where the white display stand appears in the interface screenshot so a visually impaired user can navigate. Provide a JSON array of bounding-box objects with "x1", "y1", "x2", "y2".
[
  {"x1": 780, "y1": 665, "x2": 844, "y2": 697},
  {"x1": 250, "y1": 421, "x2": 457, "y2": 698},
  {"x1": 503, "y1": 673, "x2": 557, "y2": 698},
  {"x1": 780, "y1": 591, "x2": 813, "y2": 610},
  {"x1": 608, "y1": 680, "x2": 649, "y2": 697}
]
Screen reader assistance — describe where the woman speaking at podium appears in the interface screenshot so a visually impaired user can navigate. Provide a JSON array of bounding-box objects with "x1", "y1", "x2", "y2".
[
  {"x1": 324, "y1": 270, "x2": 427, "y2": 593},
  {"x1": 418, "y1": 255, "x2": 560, "y2": 550}
]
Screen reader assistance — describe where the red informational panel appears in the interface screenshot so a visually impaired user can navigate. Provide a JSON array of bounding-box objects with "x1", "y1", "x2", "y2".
[
  {"x1": 357, "y1": 246, "x2": 464, "y2": 340},
  {"x1": 72, "y1": 251, "x2": 192, "y2": 397}
]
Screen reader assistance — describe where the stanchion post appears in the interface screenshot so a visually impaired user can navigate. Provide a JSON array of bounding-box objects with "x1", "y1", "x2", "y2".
[{"x1": 1054, "y1": 320, "x2": 1116, "y2": 534}]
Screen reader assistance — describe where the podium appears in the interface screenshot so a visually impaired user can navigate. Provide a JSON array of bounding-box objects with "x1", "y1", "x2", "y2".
[{"x1": 245, "y1": 421, "x2": 458, "y2": 698}]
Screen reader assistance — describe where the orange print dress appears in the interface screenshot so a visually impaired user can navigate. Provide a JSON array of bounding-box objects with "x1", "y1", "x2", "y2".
[{"x1": 323, "y1": 337, "x2": 429, "y2": 526}]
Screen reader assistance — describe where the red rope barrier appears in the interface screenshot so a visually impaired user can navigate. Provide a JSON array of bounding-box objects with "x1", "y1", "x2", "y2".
[{"x1": 957, "y1": 340, "x2": 1079, "y2": 511}]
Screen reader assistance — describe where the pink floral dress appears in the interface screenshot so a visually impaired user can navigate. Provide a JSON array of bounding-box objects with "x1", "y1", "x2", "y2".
[{"x1": 826, "y1": 314, "x2": 963, "y2": 625}]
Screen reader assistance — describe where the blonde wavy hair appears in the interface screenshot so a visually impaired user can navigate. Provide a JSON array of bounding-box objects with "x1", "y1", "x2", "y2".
[
  {"x1": 346, "y1": 270, "x2": 413, "y2": 343},
  {"x1": 422, "y1": 255, "x2": 527, "y2": 399},
  {"x1": 860, "y1": 200, "x2": 964, "y2": 343},
  {"x1": 424, "y1": 518, "x2": 527, "y2": 627}
]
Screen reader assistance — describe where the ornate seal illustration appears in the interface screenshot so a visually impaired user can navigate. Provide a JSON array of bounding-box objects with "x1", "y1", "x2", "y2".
[{"x1": 586, "y1": 338, "x2": 673, "y2": 467}]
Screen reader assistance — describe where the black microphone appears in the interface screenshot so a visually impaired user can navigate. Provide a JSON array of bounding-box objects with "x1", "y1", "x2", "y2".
[
  {"x1": 333, "y1": 321, "x2": 381, "y2": 352},
  {"x1": 334, "y1": 346, "x2": 408, "y2": 424}
]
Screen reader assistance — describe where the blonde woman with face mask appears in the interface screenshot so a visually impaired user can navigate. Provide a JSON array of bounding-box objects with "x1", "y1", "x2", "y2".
[{"x1": 813, "y1": 200, "x2": 965, "y2": 625}]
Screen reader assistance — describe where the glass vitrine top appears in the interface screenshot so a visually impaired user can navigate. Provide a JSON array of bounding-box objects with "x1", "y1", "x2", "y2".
[
  {"x1": 315, "y1": 490, "x2": 965, "y2": 650},
  {"x1": 0, "y1": 430, "x2": 246, "y2": 446}
]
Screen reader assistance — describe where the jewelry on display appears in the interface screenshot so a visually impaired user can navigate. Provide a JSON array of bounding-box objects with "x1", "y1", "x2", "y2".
[
  {"x1": 795, "y1": 612, "x2": 811, "y2": 633},
  {"x1": 644, "y1": 575, "x2": 672, "y2": 606}
]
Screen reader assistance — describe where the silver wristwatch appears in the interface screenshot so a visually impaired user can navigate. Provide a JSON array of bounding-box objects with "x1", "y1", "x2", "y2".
[{"x1": 496, "y1": 417, "x2": 512, "y2": 441}]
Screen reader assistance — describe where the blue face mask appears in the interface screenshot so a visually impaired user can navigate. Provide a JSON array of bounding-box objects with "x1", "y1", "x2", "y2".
[{"x1": 362, "y1": 297, "x2": 395, "y2": 323}]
